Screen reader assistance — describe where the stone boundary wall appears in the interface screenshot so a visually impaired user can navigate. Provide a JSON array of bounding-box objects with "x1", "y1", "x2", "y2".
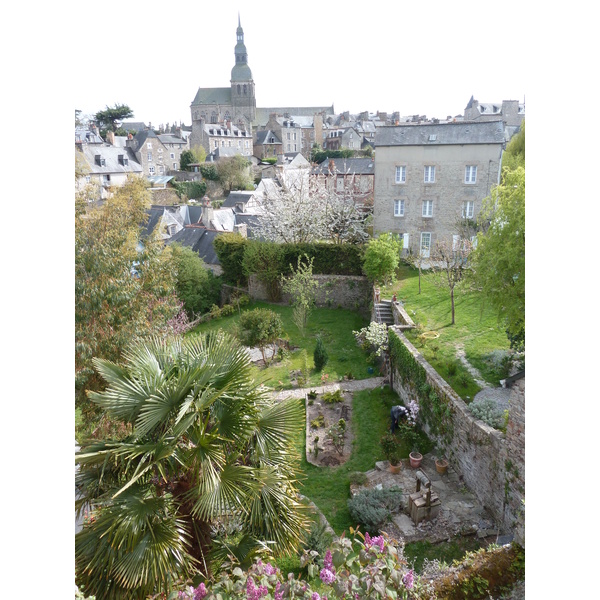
[
  {"x1": 388, "y1": 327, "x2": 524, "y2": 544},
  {"x1": 392, "y1": 301, "x2": 416, "y2": 330},
  {"x1": 248, "y1": 274, "x2": 370, "y2": 312}
]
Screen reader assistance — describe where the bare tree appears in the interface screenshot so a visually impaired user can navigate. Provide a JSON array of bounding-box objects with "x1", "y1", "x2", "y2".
[{"x1": 429, "y1": 238, "x2": 473, "y2": 325}]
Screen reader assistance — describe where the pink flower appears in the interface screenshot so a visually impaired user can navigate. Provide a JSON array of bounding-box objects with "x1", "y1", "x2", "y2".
[
  {"x1": 194, "y1": 583, "x2": 207, "y2": 600},
  {"x1": 320, "y1": 568, "x2": 336, "y2": 585},
  {"x1": 264, "y1": 563, "x2": 277, "y2": 576},
  {"x1": 402, "y1": 570, "x2": 414, "y2": 589},
  {"x1": 323, "y1": 550, "x2": 334, "y2": 571},
  {"x1": 312, "y1": 594, "x2": 321, "y2": 600}
]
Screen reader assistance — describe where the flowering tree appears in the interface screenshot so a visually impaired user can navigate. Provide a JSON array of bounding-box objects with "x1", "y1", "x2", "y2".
[
  {"x1": 353, "y1": 322, "x2": 389, "y2": 359},
  {"x1": 280, "y1": 255, "x2": 320, "y2": 333}
]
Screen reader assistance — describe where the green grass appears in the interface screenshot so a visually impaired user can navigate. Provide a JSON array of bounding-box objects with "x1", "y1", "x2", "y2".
[
  {"x1": 384, "y1": 265, "x2": 512, "y2": 400},
  {"x1": 187, "y1": 301, "x2": 375, "y2": 389},
  {"x1": 298, "y1": 386, "x2": 432, "y2": 535}
]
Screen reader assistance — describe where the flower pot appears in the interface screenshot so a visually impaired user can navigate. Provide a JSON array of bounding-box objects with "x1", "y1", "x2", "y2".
[
  {"x1": 389, "y1": 462, "x2": 402, "y2": 474},
  {"x1": 409, "y1": 451, "x2": 423, "y2": 469},
  {"x1": 435, "y1": 458, "x2": 448, "y2": 475}
]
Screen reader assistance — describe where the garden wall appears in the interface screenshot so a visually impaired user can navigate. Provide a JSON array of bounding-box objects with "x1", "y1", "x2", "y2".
[
  {"x1": 388, "y1": 326, "x2": 525, "y2": 545},
  {"x1": 248, "y1": 274, "x2": 370, "y2": 313}
]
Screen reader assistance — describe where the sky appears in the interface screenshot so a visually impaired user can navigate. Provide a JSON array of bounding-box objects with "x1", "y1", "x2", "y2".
[{"x1": 74, "y1": 0, "x2": 528, "y2": 127}]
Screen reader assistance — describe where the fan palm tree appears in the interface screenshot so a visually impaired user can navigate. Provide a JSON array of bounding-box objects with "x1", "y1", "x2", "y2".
[{"x1": 75, "y1": 332, "x2": 308, "y2": 599}]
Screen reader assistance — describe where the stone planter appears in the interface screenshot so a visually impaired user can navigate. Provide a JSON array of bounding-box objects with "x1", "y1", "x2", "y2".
[{"x1": 409, "y1": 452, "x2": 423, "y2": 469}]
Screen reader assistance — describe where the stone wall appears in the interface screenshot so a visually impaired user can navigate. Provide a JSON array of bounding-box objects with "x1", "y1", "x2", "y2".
[
  {"x1": 389, "y1": 327, "x2": 524, "y2": 544},
  {"x1": 248, "y1": 274, "x2": 370, "y2": 312}
]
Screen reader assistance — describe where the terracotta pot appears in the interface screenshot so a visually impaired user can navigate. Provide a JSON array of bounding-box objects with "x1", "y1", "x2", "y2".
[
  {"x1": 409, "y1": 452, "x2": 423, "y2": 469},
  {"x1": 435, "y1": 458, "x2": 448, "y2": 474},
  {"x1": 389, "y1": 462, "x2": 402, "y2": 474}
]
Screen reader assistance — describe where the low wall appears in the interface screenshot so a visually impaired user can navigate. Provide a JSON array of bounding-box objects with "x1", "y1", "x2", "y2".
[
  {"x1": 248, "y1": 274, "x2": 370, "y2": 313},
  {"x1": 388, "y1": 327, "x2": 524, "y2": 545},
  {"x1": 392, "y1": 301, "x2": 416, "y2": 330}
]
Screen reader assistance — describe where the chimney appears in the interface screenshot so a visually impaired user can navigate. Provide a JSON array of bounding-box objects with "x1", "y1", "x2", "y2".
[
  {"x1": 106, "y1": 130, "x2": 115, "y2": 145},
  {"x1": 233, "y1": 223, "x2": 248, "y2": 238},
  {"x1": 202, "y1": 196, "x2": 214, "y2": 228}
]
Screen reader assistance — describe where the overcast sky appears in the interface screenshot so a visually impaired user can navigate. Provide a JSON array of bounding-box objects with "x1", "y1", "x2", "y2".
[{"x1": 74, "y1": 0, "x2": 527, "y2": 127}]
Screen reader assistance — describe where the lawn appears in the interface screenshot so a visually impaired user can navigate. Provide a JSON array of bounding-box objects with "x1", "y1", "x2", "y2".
[
  {"x1": 382, "y1": 264, "x2": 513, "y2": 401},
  {"x1": 187, "y1": 301, "x2": 377, "y2": 389}
]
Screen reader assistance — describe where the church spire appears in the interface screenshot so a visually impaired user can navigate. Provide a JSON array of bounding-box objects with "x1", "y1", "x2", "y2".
[{"x1": 232, "y1": 15, "x2": 252, "y2": 82}]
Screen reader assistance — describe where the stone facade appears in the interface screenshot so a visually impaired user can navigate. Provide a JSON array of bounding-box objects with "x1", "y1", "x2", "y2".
[
  {"x1": 373, "y1": 121, "x2": 505, "y2": 254},
  {"x1": 125, "y1": 129, "x2": 188, "y2": 177},
  {"x1": 388, "y1": 328, "x2": 525, "y2": 544},
  {"x1": 248, "y1": 274, "x2": 370, "y2": 312},
  {"x1": 464, "y1": 97, "x2": 525, "y2": 129}
]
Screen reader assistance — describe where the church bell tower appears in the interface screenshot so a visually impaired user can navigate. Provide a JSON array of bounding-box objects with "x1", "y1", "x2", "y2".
[{"x1": 230, "y1": 15, "x2": 256, "y2": 125}]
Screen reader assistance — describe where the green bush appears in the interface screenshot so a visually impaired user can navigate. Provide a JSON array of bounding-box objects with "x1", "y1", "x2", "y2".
[
  {"x1": 321, "y1": 389, "x2": 343, "y2": 404},
  {"x1": 347, "y1": 486, "x2": 404, "y2": 534},
  {"x1": 314, "y1": 335, "x2": 329, "y2": 371},
  {"x1": 213, "y1": 233, "x2": 249, "y2": 285}
]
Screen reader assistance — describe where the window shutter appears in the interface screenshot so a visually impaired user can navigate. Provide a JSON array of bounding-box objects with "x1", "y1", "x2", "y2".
[{"x1": 403, "y1": 233, "x2": 409, "y2": 251}]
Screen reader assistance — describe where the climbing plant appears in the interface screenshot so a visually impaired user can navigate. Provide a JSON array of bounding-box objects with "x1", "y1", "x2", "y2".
[{"x1": 388, "y1": 328, "x2": 454, "y2": 444}]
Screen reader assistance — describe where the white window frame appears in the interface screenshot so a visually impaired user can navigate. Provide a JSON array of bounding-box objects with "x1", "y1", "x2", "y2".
[
  {"x1": 403, "y1": 233, "x2": 409, "y2": 252},
  {"x1": 465, "y1": 165, "x2": 477, "y2": 184},
  {"x1": 462, "y1": 201, "x2": 474, "y2": 219},
  {"x1": 422, "y1": 200, "x2": 433, "y2": 217},
  {"x1": 424, "y1": 165, "x2": 435, "y2": 183},
  {"x1": 170, "y1": 152, "x2": 175, "y2": 159},
  {"x1": 173, "y1": 162, "x2": 177, "y2": 169},
  {"x1": 147, "y1": 152, "x2": 153, "y2": 162},
  {"x1": 148, "y1": 166, "x2": 155, "y2": 175},
  {"x1": 394, "y1": 199, "x2": 405, "y2": 217},
  {"x1": 420, "y1": 232, "x2": 431, "y2": 258},
  {"x1": 395, "y1": 165, "x2": 406, "y2": 184}
]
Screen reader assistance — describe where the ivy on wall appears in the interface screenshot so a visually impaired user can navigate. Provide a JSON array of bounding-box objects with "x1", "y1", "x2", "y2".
[{"x1": 389, "y1": 328, "x2": 454, "y2": 445}]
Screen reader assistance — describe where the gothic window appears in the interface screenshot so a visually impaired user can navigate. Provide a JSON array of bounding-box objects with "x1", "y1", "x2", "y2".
[
  {"x1": 243, "y1": 84, "x2": 247, "y2": 95},
  {"x1": 237, "y1": 85, "x2": 241, "y2": 94},
  {"x1": 211, "y1": 112, "x2": 217, "y2": 124}
]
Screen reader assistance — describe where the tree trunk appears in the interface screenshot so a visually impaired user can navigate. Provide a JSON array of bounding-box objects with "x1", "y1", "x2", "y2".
[{"x1": 450, "y1": 287, "x2": 455, "y2": 325}]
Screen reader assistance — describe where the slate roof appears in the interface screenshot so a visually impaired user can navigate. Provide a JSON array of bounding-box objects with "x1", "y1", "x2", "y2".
[
  {"x1": 206, "y1": 147, "x2": 247, "y2": 160},
  {"x1": 131, "y1": 128, "x2": 159, "y2": 148},
  {"x1": 158, "y1": 134, "x2": 187, "y2": 145},
  {"x1": 374, "y1": 120, "x2": 505, "y2": 147},
  {"x1": 222, "y1": 190, "x2": 256, "y2": 208},
  {"x1": 235, "y1": 214, "x2": 261, "y2": 239},
  {"x1": 254, "y1": 105, "x2": 335, "y2": 126},
  {"x1": 121, "y1": 121, "x2": 148, "y2": 132},
  {"x1": 191, "y1": 87, "x2": 232, "y2": 106},
  {"x1": 79, "y1": 145, "x2": 142, "y2": 175},
  {"x1": 75, "y1": 128, "x2": 103, "y2": 144},
  {"x1": 166, "y1": 227, "x2": 221, "y2": 265},
  {"x1": 255, "y1": 129, "x2": 282, "y2": 145},
  {"x1": 313, "y1": 157, "x2": 375, "y2": 175}
]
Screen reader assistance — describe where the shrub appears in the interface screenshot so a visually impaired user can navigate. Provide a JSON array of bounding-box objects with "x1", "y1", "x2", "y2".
[
  {"x1": 326, "y1": 419, "x2": 347, "y2": 455},
  {"x1": 468, "y1": 397, "x2": 506, "y2": 430},
  {"x1": 347, "y1": 486, "x2": 404, "y2": 533},
  {"x1": 349, "y1": 471, "x2": 368, "y2": 486},
  {"x1": 213, "y1": 233, "x2": 248, "y2": 285},
  {"x1": 236, "y1": 308, "x2": 283, "y2": 365},
  {"x1": 310, "y1": 415, "x2": 326, "y2": 429},
  {"x1": 314, "y1": 335, "x2": 329, "y2": 371},
  {"x1": 321, "y1": 389, "x2": 343, "y2": 404},
  {"x1": 301, "y1": 521, "x2": 333, "y2": 555}
]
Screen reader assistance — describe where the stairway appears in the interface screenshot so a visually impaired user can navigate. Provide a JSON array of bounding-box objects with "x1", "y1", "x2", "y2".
[{"x1": 374, "y1": 300, "x2": 394, "y2": 326}]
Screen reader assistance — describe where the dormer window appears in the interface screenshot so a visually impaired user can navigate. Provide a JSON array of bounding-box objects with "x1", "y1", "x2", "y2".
[{"x1": 428, "y1": 134, "x2": 437, "y2": 141}]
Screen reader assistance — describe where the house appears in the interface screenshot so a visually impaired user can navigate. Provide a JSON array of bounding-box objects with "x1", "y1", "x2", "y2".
[
  {"x1": 126, "y1": 128, "x2": 188, "y2": 177},
  {"x1": 199, "y1": 122, "x2": 254, "y2": 158},
  {"x1": 76, "y1": 134, "x2": 143, "y2": 199},
  {"x1": 254, "y1": 129, "x2": 282, "y2": 160},
  {"x1": 372, "y1": 120, "x2": 505, "y2": 257},
  {"x1": 323, "y1": 126, "x2": 363, "y2": 151},
  {"x1": 464, "y1": 96, "x2": 524, "y2": 140},
  {"x1": 311, "y1": 157, "x2": 375, "y2": 209},
  {"x1": 144, "y1": 204, "x2": 203, "y2": 239}
]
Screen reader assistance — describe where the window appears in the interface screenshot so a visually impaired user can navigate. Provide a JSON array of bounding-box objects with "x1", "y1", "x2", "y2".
[
  {"x1": 394, "y1": 199, "x2": 405, "y2": 217},
  {"x1": 85, "y1": 175, "x2": 91, "y2": 183},
  {"x1": 337, "y1": 176, "x2": 344, "y2": 191},
  {"x1": 422, "y1": 200, "x2": 433, "y2": 217},
  {"x1": 453, "y1": 234, "x2": 460, "y2": 251},
  {"x1": 158, "y1": 148, "x2": 163, "y2": 153},
  {"x1": 403, "y1": 233, "x2": 409, "y2": 251},
  {"x1": 462, "y1": 201, "x2": 474, "y2": 219},
  {"x1": 465, "y1": 165, "x2": 477, "y2": 183},
  {"x1": 420, "y1": 232, "x2": 431, "y2": 257},
  {"x1": 395, "y1": 166, "x2": 406, "y2": 183},
  {"x1": 173, "y1": 162, "x2": 177, "y2": 169},
  {"x1": 424, "y1": 166, "x2": 435, "y2": 183},
  {"x1": 102, "y1": 174, "x2": 110, "y2": 184},
  {"x1": 147, "y1": 152, "x2": 153, "y2": 162},
  {"x1": 147, "y1": 142, "x2": 152, "y2": 149},
  {"x1": 149, "y1": 166, "x2": 155, "y2": 175},
  {"x1": 170, "y1": 153, "x2": 175, "y2": 159},
  {"x1": 287, "y1": 132, "x2": 291, "y2": 140}
]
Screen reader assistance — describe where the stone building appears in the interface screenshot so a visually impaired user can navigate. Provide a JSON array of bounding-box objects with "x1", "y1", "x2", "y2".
[
  {"x1": 312, "y1": 157, "x2": 375, "y2": 208},
  {"x1": 190, "y1": 17, "x2": 333, "y2": 160},
  {"x1": 196, "y1": 121, "x2": 253, "y2": 157},
  {"x1": 126, "y1": 129, "x2": 188, "y2": 177},
  {"x1": 373, "y1": 120, "x2": 505, "y2": 255},
  {"x1": 464, "y1": 96, "x2": 524, "y2": 139}
]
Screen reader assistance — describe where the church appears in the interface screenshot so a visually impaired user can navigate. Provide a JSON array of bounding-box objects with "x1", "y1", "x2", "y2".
[{"x1": 189, "y1": 16, "x2": 334, "y2": 157}]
